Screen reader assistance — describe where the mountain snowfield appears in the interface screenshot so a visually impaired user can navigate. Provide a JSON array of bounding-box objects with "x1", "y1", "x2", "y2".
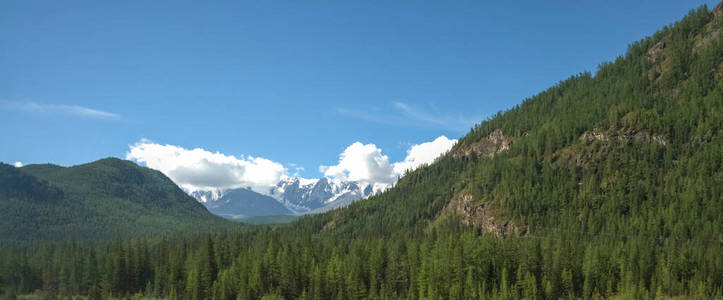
[
  {"x1": 189, "y1": 176, "x2": 389, "y2": 218},
  {"x1": 270, "y1": 176, "x2": 389, "y2": 214}
]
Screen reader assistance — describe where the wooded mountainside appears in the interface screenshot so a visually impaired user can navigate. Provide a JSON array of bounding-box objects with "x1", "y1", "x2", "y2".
[{"x1": 0, "y1": 158, "x2": 232, "y2": 243}]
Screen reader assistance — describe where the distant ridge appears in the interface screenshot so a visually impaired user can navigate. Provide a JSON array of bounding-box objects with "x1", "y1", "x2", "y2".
[
  {"x1": 0, "y1": 158, "x2": 232, "y2": 242},
  {"x1": 190, "y1": 176, "x2": 384, "y2": 219}
]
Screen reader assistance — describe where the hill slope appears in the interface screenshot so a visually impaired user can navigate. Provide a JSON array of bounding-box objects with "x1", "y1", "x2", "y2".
[
  {"x1": 0, "y1": 158, "x2": 232, "y2": 242},
  {"x1": 310, "y1": 4, "x2": 722, "y2": 241}
]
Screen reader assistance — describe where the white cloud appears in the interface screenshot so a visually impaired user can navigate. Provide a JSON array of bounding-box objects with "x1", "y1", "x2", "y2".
[
  {"x1": 13, "y1": 162, "x2": 23, "y2": 168},
  {"x1": 126, "y1": 136, "x2": 456, "y2": 196},
  {"x1": 1, "y1": 101, "x2": 120, "y2": 119},
  {"x1": 320, "y1": 136, "x2": 457, "y2": 186},
  {"x1": 336, "y1": 101, "x2": 478, "y2": 132},
  {"x1": 320, "y1": 142, "x2": 396, "y2": 184},
  {"x1": 126, "y1": 139, "x2": 286, "y2": 194},
  {"x1": 392, "y1": 136, "x2": 456, "y2": 175},
  {"x1": 289, "y1": 165, "x2": 305, "y2": 177}
]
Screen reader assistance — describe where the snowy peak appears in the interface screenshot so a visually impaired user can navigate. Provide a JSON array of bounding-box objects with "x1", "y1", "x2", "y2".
[
  {"x1": 188, "y1": 176, "x2": 389, "y2": 218},
  {"x1": 190, "y1": 189, "x2": 224, "y2": 203},
  {"x1": 270, "y1": 177, "x2": 386, "y2": 214}
]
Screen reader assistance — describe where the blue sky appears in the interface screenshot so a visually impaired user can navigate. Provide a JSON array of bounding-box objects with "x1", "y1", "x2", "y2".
[{"x1": 1, "y1": 0, "x2": 717, "y2": 178}]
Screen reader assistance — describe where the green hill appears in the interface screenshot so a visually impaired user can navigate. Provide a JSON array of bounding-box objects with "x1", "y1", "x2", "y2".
[
  {"x1": 312, "y1": 4, "x2": 722, "y2": 242},
  {"x1": 0, "y1": 158, "x2": 232, "y2": 242}
]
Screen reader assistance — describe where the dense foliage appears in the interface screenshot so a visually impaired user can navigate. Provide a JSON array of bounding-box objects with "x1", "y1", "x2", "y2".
[
  {"x1": 0, "y1": 158, "x2": 232, "y2": 243},
  {"x1": 1, "y1": 4, "x2": 721, "y2": 300}
]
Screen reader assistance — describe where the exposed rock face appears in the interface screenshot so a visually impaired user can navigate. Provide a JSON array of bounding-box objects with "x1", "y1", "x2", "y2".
[
  {"x1": 453, "y1": 129, "x2": 511, "y2": 159},
  {"x1": 442, "y1": 192, "x2": 522, "y2": 237},
  {"x1": 694, "y1": 27, "x2": 721, "y2": 53},
  {"x1": 648, "y1": 3, "x2": 721, "y2": 81},
  {"x1": 573, "y1": 129, "x2": 668, "y2": 167},
  {"x1": 648, "y1": 38, "x2": 668, "y2": 63},
  {"x1": 693, "y1": 4, "x2": 722, "y2": 53},
  {"x1": 580, "y1": 129, "x2": 667, "y2": 146}
]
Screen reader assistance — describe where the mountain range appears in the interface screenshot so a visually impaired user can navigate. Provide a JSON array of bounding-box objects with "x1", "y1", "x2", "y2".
[{"x1": 190, "y1": 176, "x2": 386, "y2": 219}]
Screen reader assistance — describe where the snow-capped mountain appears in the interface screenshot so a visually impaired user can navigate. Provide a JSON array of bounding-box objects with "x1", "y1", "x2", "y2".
[
  {"x1": 196, "y1": 188, "x2": 293, "y2": 220},
  {"x1": 188, "y1": 177, "x2": 388, "y2": 219},
  {"x1": 270, "y1": 177, "x2": 387, "y2": 214},
  {"x1": 190, "y1": 189, "x2": 224, "y2": 203}
]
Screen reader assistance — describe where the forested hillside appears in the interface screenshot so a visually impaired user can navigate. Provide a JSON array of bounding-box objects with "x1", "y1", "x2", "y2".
[
  {"x1": 1, "y1": 3, "x2": 721, "y2": 300},
  {"x1": 0, "y1": 158, "x2": 233, "y2": 243}
]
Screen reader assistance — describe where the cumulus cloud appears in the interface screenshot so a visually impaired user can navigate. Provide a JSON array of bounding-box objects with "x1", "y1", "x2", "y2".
[
  {"x1": 392, "y1": 136, "x2": 457, "y2": 175},
  {"x1": 13, "y1": 162, "x2": 23, "y2": 168},
  {"x1": 126, "y1": 139, "x2": 286, "y2": 194},
  {"x1": 320, "y1": 142, "x2": 396, "y2": 184},
  {"x1": 320, "y1": 136, "x2": 457, "y2": 185},
  {"x1": 1, "y1": 101, "x2": 120, "y2": 119},
  {"x1": 126, "y1": 135, "x2": 456, "y2": 196}
]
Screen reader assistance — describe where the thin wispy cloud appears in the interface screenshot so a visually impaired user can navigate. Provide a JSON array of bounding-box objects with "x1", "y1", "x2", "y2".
[
  {"x1": 335, "y1": 107, "x2": 402, "y2": 126},
  {"x1": 337, "y1": 101, "x2": 479, "y2": 132},
  {"x1": 1, "y1": 101, "x2": 121, "y2": 120}
]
